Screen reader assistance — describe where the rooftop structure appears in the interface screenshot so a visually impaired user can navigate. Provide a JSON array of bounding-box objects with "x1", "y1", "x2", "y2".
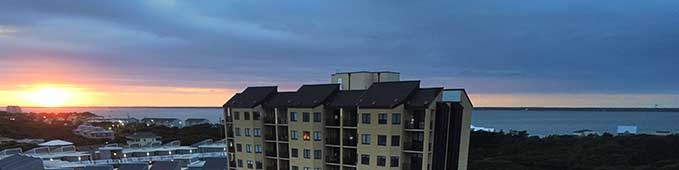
[
  {"x1": 5, "y1": 106, "x2": 22, "y2": 114},
  {"x1": 222, "y1": 72, "x2": 473, "y2": 170},
  {"x1": 331, "y1": 71, "x2": 400, "y2": 90},
  {"x1": 185, "y1": 118, "x2": 211, "y2": 127},
  {"x1": 126, "y1": 132, "x2": 162, "y2": 148},
  {"x1": 0, "y1": 154, "x2": 44, "y2": 170},
  {"x1": 73, "y1": 125, "x2": 114, "y2": 140}
]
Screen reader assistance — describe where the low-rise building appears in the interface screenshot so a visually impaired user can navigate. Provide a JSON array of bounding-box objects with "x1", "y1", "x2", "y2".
[
  {"x1": 73, "y1": 125, "x2": 115, "y2": 140},
  {"x1": 141, "y1": 118, "x2": 183, "y2": 128},
  {"x1": 185, "y1": 118, "x2": 210, "y2": 127},
  {"x1": 126, "y1": 132, "x2": 162, "y2": 147},
  {"x1": 573, "y1": 129, "x2": 597, "y2": 136},
  {"x1": 5, "y1": 106, "x2": 22, "y2": 114}
]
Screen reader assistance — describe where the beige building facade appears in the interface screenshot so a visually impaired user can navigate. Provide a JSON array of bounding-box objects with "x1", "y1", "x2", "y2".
[{"x1": 224, "y1": 73, "x2": 473, "y2": 170}]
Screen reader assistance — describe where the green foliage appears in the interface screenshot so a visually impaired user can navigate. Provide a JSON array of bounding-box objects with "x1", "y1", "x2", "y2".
[{"x1": 470, "y1": 131, "x2": 679, "y2": 170}]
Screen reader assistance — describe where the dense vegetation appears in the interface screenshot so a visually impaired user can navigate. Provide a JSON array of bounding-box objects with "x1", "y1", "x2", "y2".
[{"x1": 470, "y1": 131, "x2": 679, "y2": 170}]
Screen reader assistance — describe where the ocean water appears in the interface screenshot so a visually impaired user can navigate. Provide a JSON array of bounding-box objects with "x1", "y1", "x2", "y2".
[{"x1": 19, "y1": 107, "x2": 679, "y2": 136}]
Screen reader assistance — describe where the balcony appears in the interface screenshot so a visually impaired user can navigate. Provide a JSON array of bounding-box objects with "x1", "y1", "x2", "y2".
[
  {"x1": 326, "y1": 156, "x2": 340, "y2": 164},
  {"x1": 404, "y1": 141, "x2": 424, "y2": 152},
  {"x1": 343, "y1": 109, "x2": 357, "y2": 127},
  {"x1": 326, "y1": 110, "x2": 340, "y2": 126},
  {"x1": 264, "y1": 116, "x2": 275, "y2": 124},
  {"x1": 343, "y1": 129, "x2": 357, "y2": 147},
  {"x1": 342, "y1": 149, "x2": 357, "y2": 165},
  {"x1": 278, "y1": 143, "x2": 289, "y2": 159},
  {"x1": 265, "y1": 151, "x2": 277, "y2": 157},
  {"x1": 405, "y1": 121, "x2": 425, "y2": 130}
]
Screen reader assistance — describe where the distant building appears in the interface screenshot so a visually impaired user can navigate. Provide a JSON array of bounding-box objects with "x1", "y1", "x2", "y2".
[
  {"x1": 331, "y1": 71, "x2": 400, "y2": 90},
  {"x1": 573, "y1": 129, "x2": 597, "y2": 136},
  {"x1": 73, "y1": 125, "x2": 115, "y2": 139},
  {"x1": 5, "y1": 106, "x2": 22, "y2": 114},
  {"x1": 617, "y1": 125, "x2": 638, "y2": 135},
  {"x1": 141, "y1": 118, "x2": 183, "y2": 128},
  {"x1": 654, "y1": 130, "x2": 672, "y2": 136},
  {"x1": 87, "y1": 117, "x2": 139, "y2": 125},
  {"x1": 126, "y1": 132, "x2": 161, "y2": 147},
  {"x1": 185, "y1": 118, "x2": 210, "y2": 127}
]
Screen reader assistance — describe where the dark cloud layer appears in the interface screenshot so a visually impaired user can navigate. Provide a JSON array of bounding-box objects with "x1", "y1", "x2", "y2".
[{"x1": 1, "y1": 0, "x2": 678, "y2": 95}]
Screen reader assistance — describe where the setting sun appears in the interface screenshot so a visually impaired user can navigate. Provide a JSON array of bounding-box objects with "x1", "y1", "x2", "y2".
[{"x1": 24, "y1": 87, "x2": 74, "y2": 107}]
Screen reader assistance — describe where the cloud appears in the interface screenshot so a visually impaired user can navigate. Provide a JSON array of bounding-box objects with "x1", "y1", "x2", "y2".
[{"x1": 1, "y1": 0, "x2": 678, "y2": 106}]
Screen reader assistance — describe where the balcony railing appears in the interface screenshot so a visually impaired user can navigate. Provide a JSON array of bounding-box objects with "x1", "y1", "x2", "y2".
[
  {"x1": 343, "y1": 138, "x2": 357, "y2": 146},
  {"x1": 326, "y1": 138, "x2": 340, "y2": 145},
  {"x1": 278, "y1": 118, "x2": 288, "y2": 124},
  {"x1": 279, "y1": 151, "x2": 289, "y2": 158},
  {"x1": 405, "y1": 121, "x2": 425, "y2": 130},
  {"x1": 343, "y1": 156, "x2": 357, "y2": 165},
  {"x1": 326, "y1": 156, "x2": 340, "y2": 164},
  {"x1": 278, "y1": 134, "x2": 289, "y2": 141},
  {"x1": 343, "y1": 117, "x2": 357, "y2": 127},
  {"x1": 265, "y1": 151, "x2": 277, "y2": 157},
  {"x1": 404, "y1": 141, "x2": 424, "y2": 151},
  {"x1": 326, "y1": 117, "x2": 340, "y2": 126},
  {"x1": 264, "y1": 134, "x2": 276, "y2": 141},
  {"x1": 264, "y1": 117, "x2": 276, "y2": 124}
]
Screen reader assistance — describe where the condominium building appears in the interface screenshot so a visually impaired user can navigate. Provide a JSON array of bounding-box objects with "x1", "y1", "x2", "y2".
[{"x1": 223, "y1": 73, "x2": 473, "y2": 170}]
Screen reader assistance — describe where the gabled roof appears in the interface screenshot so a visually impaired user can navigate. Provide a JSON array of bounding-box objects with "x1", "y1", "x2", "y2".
[
  {"x1": 289, "y1": 84, "x2": 339, "y2": 107},
  {"x1": 0, "y1": 155, "x2": 44, "y2": 170},
  {"x1": 223, "y1": 86, "x2": 277, "y2": 108},
  {"x1": 39, "y1": 140, "x2": 73, "y2": 146},
  {"x1": 118, "y1": 164, "x2": 148, "y2": 170},
  {"x1": 263, "y1": 92, "x2": 298, "y2": 107},
  {"x1": 406, "y1": 88, "x2": 444, "y2": 108},
  {"x1": 202, "y1": 157, "x2": 229, "y2": 170},
  {"x1": 358, "y1": 81, "x2": 420, "y2": 108},
  {"x1": 326, "y1": 90, "x2": 365, "y2": 108},
  {"x1": 84, "y1": 165, "x2": 113, "y2": 170},
  {"x1": 151, "y1": 161, "x2": 181, "y2": 170}
]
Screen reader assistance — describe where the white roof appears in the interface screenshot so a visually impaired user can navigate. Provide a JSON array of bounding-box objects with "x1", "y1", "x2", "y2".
[
  {"x1": 617, "y1": 125, "x2": 638, "y2": 134},
  {"x1": 39, "y1": 140, "x2": 74, "y2": 146}
]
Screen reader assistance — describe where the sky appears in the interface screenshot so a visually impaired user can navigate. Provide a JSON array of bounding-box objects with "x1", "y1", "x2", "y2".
[{"x1": 1, "y1": 0, "x2": 678, "y2": 107}]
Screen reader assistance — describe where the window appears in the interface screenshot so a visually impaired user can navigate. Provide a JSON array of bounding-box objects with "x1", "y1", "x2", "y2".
[
  {"x1": 235, "y1": 128, "x2": 241, "y2": 136},
  {"x1": 303, "y1": 112, "x2": 310, "y2": 122},
  {"x1": 392, "y1": 113, "x2": 401, "y2": 125},
  {"x1": 247, "y1": 160, "x2": 253, "y2": 169},
  {"x1": 244, "y1": 112, "x2": 250, "y2": 120},
  {"x1": 244, "y1": 128, "x2": 250, "y2": 136},
  {"x1": 391, "y1": 156, "x2": 400, "y2": 167},
  {"x1": 291, "y1": 130, "x2": 298, "y2": 140},
  {"x1": 361, "y1": 154, "x2": 370, "y2": 165},
  {"x1": 377, "y1": 156, "x2": 386, "y2": 166},
  {"x1": 292, "y1": 166, "x2": 298, "y2": 170},
  {"x1": 246, "y1": 144, "x2": 252, "y2": 153},
  {"x1": 361, "y1": 134, "x2": 371, "y2": 144},
  {"x1": 255, "y1": 144, "x2": 262, "y2": 153},
  {"x1": 234, "y1": 112, "x2": 240, "y2": 120},
  {"x1": 378, "y1": 135, "x2": 387, "y2": 146},
  {"x1": 291, "y1": 148, "x2": 299, "y2": 158},
  {"x1": 391, "y1": 135, "x2": 400, "y2": 146},
  {"x1": 253, "y1": 128, "x2": 261, "y2": 137},
  {"x1": 237, "y1": 159, "x2": 243, "y2": 167},
  {"x1": 313, "y1": 131, "x2": 321, "y2": 141},
  {"x1": 290, "y1": 112, "x2": 298, "y2": 122},
  {"x1": 236, "y1": 144, "x2": 242, "y2": 152},
  {"x1": 362, "y1": 113, "x2": 371, "y2": 124},
  {"x1": 314, "y1": 150, "x2": 322, "y2": 160},
  {"x1": 304, "y1": 168, "x2": 310, "y2": 170},
  {"x1": 303, "y1": 131, "x2": 311, "y2": 141},
  {"x1": 303, "y1": 149, "x2": 310, "y2": 159},
  {"x1": 253, "y1": 112, "x2": 260, "y2": 120},
  {"x1": 378, "y1": 113, "x2": 387, "y2": 124},
  {"x1": 313, "y1": 112, "x2": 322, "y2": 122}
]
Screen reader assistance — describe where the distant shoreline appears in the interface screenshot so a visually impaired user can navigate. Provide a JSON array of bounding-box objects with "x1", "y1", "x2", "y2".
[{"x1": 15, "y1": 106, "x2": 679, "y2": 112}]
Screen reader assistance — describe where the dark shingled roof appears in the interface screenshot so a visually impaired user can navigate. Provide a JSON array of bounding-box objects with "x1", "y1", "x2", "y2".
[
  {"x1": 358, "y1": 81, "x2": 420, "y2": 108},
  {"x1": 118, "y1": 164, "x2": 148, "y2": 170},
  {"x1": 202, "y1": 157, "x2": 229, "y2": 170},
  {"x1": 406, "y1": 88, "x2": 443, "y2": 108},
  {"x1": 151, "y1": 161, "x2": 181, "y2": 170},
  {"x1": 0, "y1": 155, "x2": 44, "y2": 170},
  {"x1": 263, "y1": 92, "x2": 298, "y2": 107},
  {"x1": 83, "y1": 165, "x2": 113, "y2": 170},
  {"x1": 289, "y1": 84, "x2": 339, "y2": 107},
  {"x1": 326, "y1": 90, "x2": 366, "y2": 108},
  {"x1": 223, "y1": 86, "x2": 277, "y2": 108}
]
